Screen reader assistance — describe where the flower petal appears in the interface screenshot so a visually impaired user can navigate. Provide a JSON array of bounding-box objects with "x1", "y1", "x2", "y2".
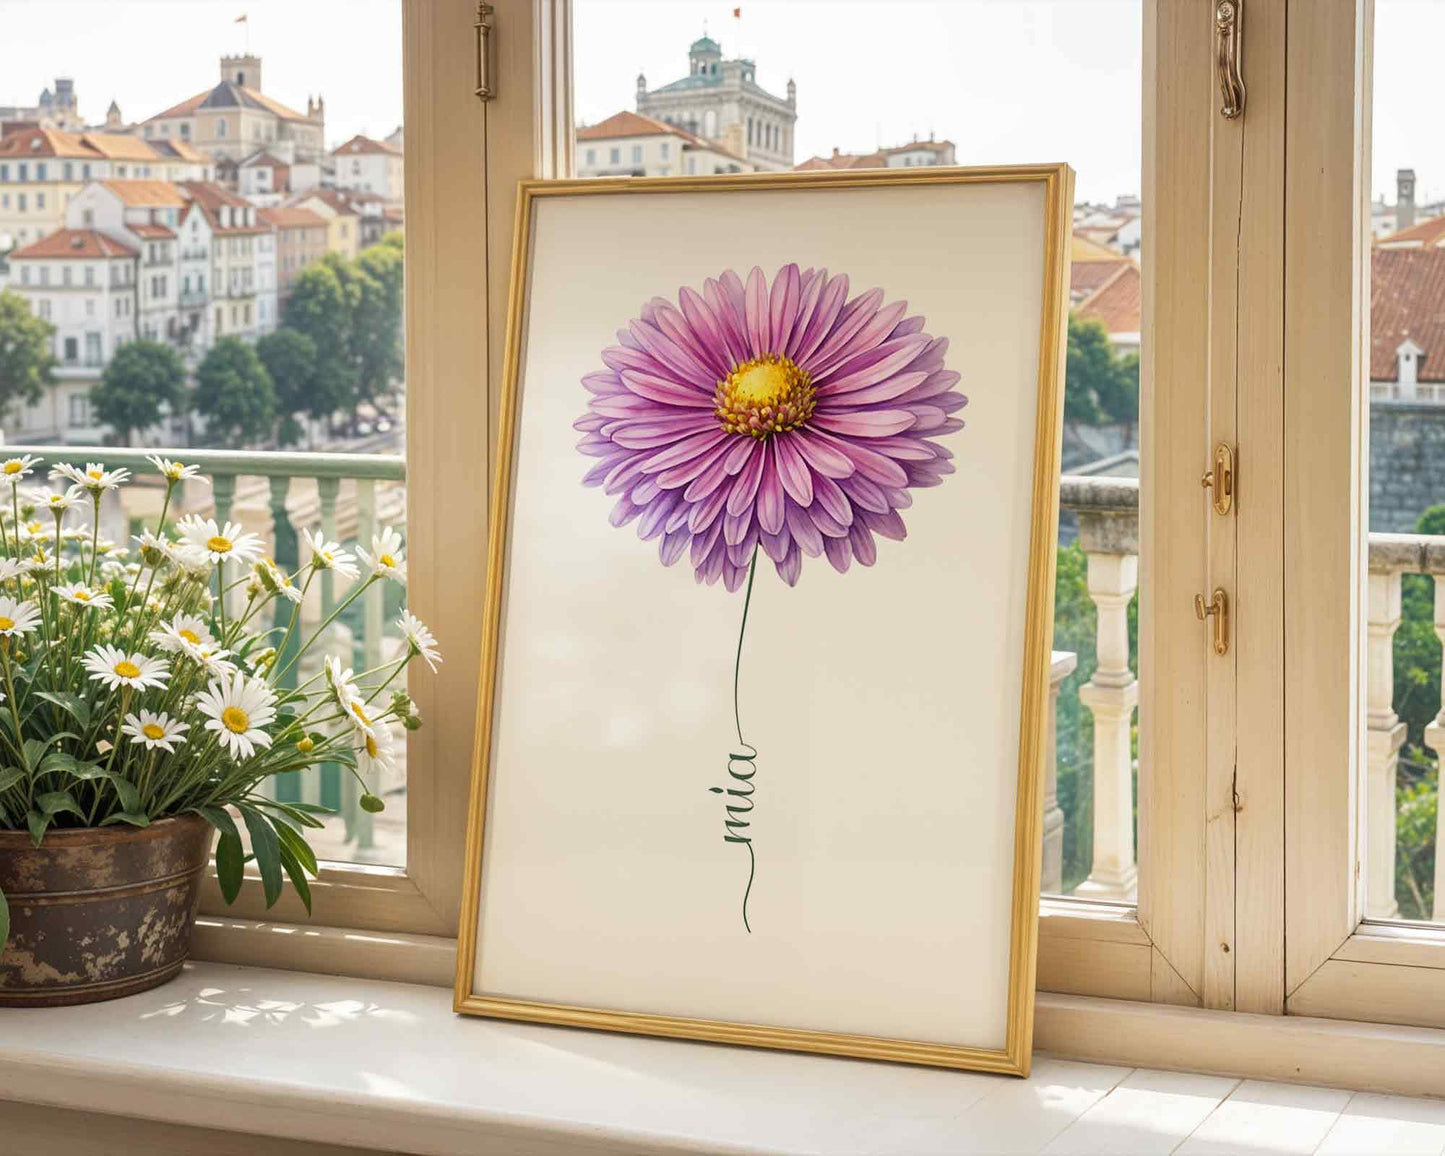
[
  {"x1": 768, "y1": 263, "x2": 801, "y2": 355},
  {"x1": 791, "y1": 429, "x2": 857, "y2": 479},
  {"x1": 811, "y1": 410, "x2": 917, "y2": 438},
  {"x1": 727, "y1": 440, "x2": 767, "y2": 516},
  {"x1": 784, "y1": 499, "x2": 824, "y2": 557},
  {"x1": 756, "y1": 442, "x2": 786, "y2": 534},
  {"x1": 772, "y1": 434, "x2": 814, "y2": 507},
  {"x1": 824, "y1": 533, "x2": 852, "y2": 574},
  {"x1": 777, "y1": 541, "x2": 802, "y2": 586}
]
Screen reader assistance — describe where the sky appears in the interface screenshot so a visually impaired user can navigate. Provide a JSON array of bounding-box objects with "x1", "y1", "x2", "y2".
[{"x1": 0, "y1": 0, "x2": 1431, "y2": 206}]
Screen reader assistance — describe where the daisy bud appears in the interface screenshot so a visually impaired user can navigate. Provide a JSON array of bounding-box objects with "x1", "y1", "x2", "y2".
[
  {"x1": 251, "y1": 647, "x2": 277, "y2": 671},
  {"x1": 297, "y1": 736, "x2": 315, "y2": 753},
  {"x1": 360, "y1": 793, "x2": 385, "y2": 814},
  {"x1": 402, "y1": 712, "x2": 422, "y2": 731}
]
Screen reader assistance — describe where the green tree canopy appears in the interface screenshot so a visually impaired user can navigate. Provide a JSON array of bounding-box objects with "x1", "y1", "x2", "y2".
[
  {"x1": 352, "y1": 244, "x2": 404, "y2": 401},
  {"x1": 256, "y1": 328, "x2": 318, "y2": 447},
  {"x1": 89, "y1": 339, "x2": 187, "y2": 446},
  {"x1": 282, "y1": 262, "x2": 355, "y2": 419},
  {"x1": 0, "y1": 288, "x2": 56, "y2": 424},
  {"x1": 1065, "y1": 312, "x2": 1139, "y2": 432},
  {"x1": 193, "y1": 337, "x2": 277, "y2": 447}
]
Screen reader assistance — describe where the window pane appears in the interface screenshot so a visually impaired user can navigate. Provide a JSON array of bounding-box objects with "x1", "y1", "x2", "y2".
[
  {"x1": 0, "y1": 1, "x2": 407, "y2": 867},
  {"x1": 574, "y1": 0, "x2": 1144, "y2": 900},
  {"x1": 1365, "y1": 0, "x2": 1445, "y2": 924}
]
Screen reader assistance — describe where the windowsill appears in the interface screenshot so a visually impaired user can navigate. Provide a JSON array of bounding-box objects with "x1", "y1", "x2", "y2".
[{"x1": 4, "y1": 962, "x2": 1445, "y2": 1153}]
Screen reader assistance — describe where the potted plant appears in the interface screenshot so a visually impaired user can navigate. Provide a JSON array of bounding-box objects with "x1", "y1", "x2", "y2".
[{"x1": 0, "y1": 454, "x2": 439, "y2": 1006}]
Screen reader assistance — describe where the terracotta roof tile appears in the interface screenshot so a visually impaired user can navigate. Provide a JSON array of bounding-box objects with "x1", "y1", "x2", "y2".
[
  {"x1": 1371, "y1": 247, "x2": 1445, "y2": 382},
  {"x1": 100, "y1": 179, "x2": 188, "y2": 207},
  {"x1": 80, "y1": 132, "x2": 157, "y2": 161},
  {"x1": 258, "y1": 206, "x2": 327, "y2": 229},
  {"x1": 128, "y1": 223, "x2": 175, "y2": 239},
  {"x1": 0, "y1": 127, "x2": 95, "y2": 159},
  {"x1": 331, "y1": 134, "x2": 401, "y2": 157},
  {"x1": 1076, "y1": 262, "x2": 1141, "y2": 337},
  {"x1": 1378, "y1": 215, "x2": 1445, "y2": 249},
  {"x1": 10, "y1": 228, "x2": 137, "y2": 260}
]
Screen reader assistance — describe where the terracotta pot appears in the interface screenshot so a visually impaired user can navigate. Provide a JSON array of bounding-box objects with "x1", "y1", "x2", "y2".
[{"x1": 0, "y1": 814, "x2": 213, "y2": 1007}]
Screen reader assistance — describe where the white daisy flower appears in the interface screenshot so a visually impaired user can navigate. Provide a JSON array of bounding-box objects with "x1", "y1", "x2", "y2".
[
  {"x1": 0, "y1": 596, "x2": 40, "y2": 637},
  {"x1": 82, "y1": 645, "x2": 170, "y2": 692},
  {"x1": 28, "y1": 487, "x2": 80, "y2": 515},
  {"x1": 54, "y1": 583, "x2": 114, "y2": 610},
  {"x1": 145, "y1": 455, "x2": 207, "y2": 485},
  {"x1": 51, "y1": 461, "x2": 130, "y2": 493},
  {"x1": 195, "y1": 646, "x2": 239, "y2": 679},
  {"x1": 197, "y1": 673, "x2": 277, "y2": 760},
  {"x1": 0, "y1": 454, "x2": 42, "y2": 485},
  {"x1": 254, "y1": 557, "x2": 303, "y2": 603},
  {"x1": 341, "y1": 692, "x2": 384, "y2": 739},
  {"x1": 356, "y1": 717, "x2": 397, "y2": 779},
  {"x1": 177, "y1": 515, "x2": 263, "y2": 567},
  {"x1": 0, "y1": 558, "x2": 36, "y2": 583},
  {"x1": 324, "y1": 655, "x2": 362, "y2": 709},
  {"x1": 398, "y1": 611, "x2": 442, "y2": 672},
  {"x1": 26, "y1": 544, "x2": 52, "y2": 568},
  {"x1": 302, "y1": 529, "x2": 359, "y2": 580},
  {"x1": 150, "y1": 612, "x2": 217, "y2": 656},
  {"x1": 133, "y1": 530, "x2": 177, "y2": 568},
  {"x1": 121, "y1": 709, "x2": 189, "y2": 753},
  {"x1": 356, "y1": 527, "x2": 407, "y2": 585},
  {"x1": 18, "y1": 518, "x2": 49, "y2": 541}
]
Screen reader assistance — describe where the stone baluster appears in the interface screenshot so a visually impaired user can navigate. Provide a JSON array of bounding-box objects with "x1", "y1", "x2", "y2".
[
  {"x1": 1068, "y1": 479, "x2": 1140, "y2": 902},
  {"x1": 314, "y1": 477, "x2": 341, "y2": 813},
  {"x1": 267, "y1": 475, "x2": 303, "y2": 806},
  {"x1": 348, "y1": 478, "x2": 381, "y2": 851},
  {"x1": 1043, "y1": 650, "x2": 1079, "y2": 896},
  {"x1": 1366, "y1": 549, "x2": 1408, "y2": 920},
  {"x1": 1424, "y1": 543, "x2": 1445, "y2": 922}
]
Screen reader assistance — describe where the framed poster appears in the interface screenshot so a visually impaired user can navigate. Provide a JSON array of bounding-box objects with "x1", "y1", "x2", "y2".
[{"x1": 456, "y1": 164, "x2": 1072, "y2": 1075}]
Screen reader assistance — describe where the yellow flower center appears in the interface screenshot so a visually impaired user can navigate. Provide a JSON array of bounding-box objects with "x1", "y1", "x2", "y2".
[
  {"x1": 350, "y1": 701, "x2": 371, "y2": 725},
  {"x1": 379, "y1": 554, "x2": 396, "y2": 567},
  {"x1": 143, "y1": 723, "x2": 165, "y2": 740},
  {"x1": 72, "y1": 590, "x2": 90, "y2": 602},
  {"x1": 207, "y1": 535, "x2": 232, "y2": 553},
  {"x1": 714, "y1": 354, "x2": 816, "y2": 440},
  {"x1": 170, "y1": 463, "x2": 184, "y2": 476},
  {"x1": 322, "y1": 551, "x2": 334, "y2": 564},
  {"x1": 4, "y1": 462, "x2": 21, "y2": 475},
  {"x1": 26, "y1": 521, "x2": 41, "y2": 534},
  {"x1": 87, "y1": 469, "x2": 103, "y2": 480},
  {"x1": 179, "y1": 628, "x2": 201, "y2": 644},
  {"x1": 365, "y1": 735, "x2": 378, "y2": 758},
  {"x1": 114, "y1": 660, "x2": 140, "y2": 679},
  {"x1": 221, "y1": 706, "x2": 250, "y2": 734},
  {"x1": 0, "y1": 617, "x2": 15, "y2": 631}
]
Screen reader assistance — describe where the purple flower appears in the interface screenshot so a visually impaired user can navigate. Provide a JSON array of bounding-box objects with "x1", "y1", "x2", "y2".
[{"x1": 576, "y1": 264, "x2": 967, "y2": 590}]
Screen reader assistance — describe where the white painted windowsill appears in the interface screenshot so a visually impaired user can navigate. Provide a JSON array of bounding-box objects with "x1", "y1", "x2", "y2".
[{"x1": 6, "y1": 961, "x2": 1445, "y2": 1155}]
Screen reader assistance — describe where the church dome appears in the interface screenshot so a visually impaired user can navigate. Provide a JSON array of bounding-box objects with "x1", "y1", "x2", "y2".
[{"x1": 689, "y1": 35, "x2": 721, "y2": 56}]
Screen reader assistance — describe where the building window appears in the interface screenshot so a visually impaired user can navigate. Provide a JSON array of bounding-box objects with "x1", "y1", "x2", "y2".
[
  {"x1": 68, "y1": 394, "x2": 90, "y2": 428},
  {"x1": 63, "y1": 336, "x2": 76, "y2": 362},
  {"x1": 63, "y1": 162, "x2": 72, "y2": 181},
  {"x1": 61, "y1": 267, "x2": 70, "y2": 287},
  {"x1": 660, "y1": 142, "x2": 670, "y2": 160},
  {"x1": 585, "y1": 148, "x2": 596, "y2": 165},
  {"x1": 81, "y1": 163, "x2": 90, "y2": 179},
  {"x1": 85, "y1": 299, "x2": 94, "y2": 317},
  {"x1": 36, "y1": 194, "x2": 45, "y2": 210},
  {"x1": 610, "y1": 147, "x2": 620, "y2": 164},
  {"x1": 37, "y1": 266, "x2": 48, "y2": 286},
  {"x1": 17, "y1": 194, "x2": 26, "y2": 212},
  {"x1": 39, "y1": 300, "x2": 51, "y2": 320},
  {"x1": 217, "y1": 119, "x2": 228, "y2": 138},
  {"x1": 36, "y1": 163, "x2": 47, "y2": 180},
  {"x1": 0, "y1": 164, "x2": 7, "y2": 181},
  {"x1": 17, "y1": 164, "x2": 27, "y2": 181},
  {"x1": 631, "y1": 145, "x2": 643, "y2": 164},
  {"x1": 19, "y1": 267, "x2": 29, "y2": 285}
]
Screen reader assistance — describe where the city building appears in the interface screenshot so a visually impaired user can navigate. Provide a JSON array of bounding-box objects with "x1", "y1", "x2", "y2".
[
  {"x1": 1069, "y1": 233, "x2": 1141, "y2": 354},
  {"x1": 0, "y1": 128, "x2": 209, "y2": 250},
  {"x1": 575, "y1": 110, "x2": 752, "y2": 178},
  {"x1": 331, "y1": 134, "x2": 404, "y2": 202},
  {"x1": 321, "y1": 187, "x2": 392, "y2": 247},
  {"x1": 794, "y1": 137, "x2": 957, "y2": 172},
  {"x1": 288, "y1": 188, "x2": 359, "y2": 260},
  {"x1": 1370, "y1": 246, "x2": 1445, "y2": 402},
  {"x1": 5, "y1": 228, "x2": 138, "y2": 441},
  {"x1": 139, "y1": 55, "x2": 325, "y2": 164},
  {"x1": 178, "y1": 180, "x2": 270, "y2": 343},
  {"x1": 635, "y1": 36, "x2": 796, "y2": 170},
  {"x1": 258, "y1": 205, "x2": 327, "y2": 301},
  {"x1": 0, "y1": 77, "x2": 84, "y2": 132}
]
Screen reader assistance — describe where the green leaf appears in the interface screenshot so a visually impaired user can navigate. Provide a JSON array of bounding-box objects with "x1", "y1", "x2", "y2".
[
  {"x1": 34, "y1": 691, "x2": 91, "y2": 729},
  {"x1": 248, "y1": 798, "x2": 326, "y2": 830},
  {"x1": 193, "y1": 805, "x2": 241, "y2": 845},
  {"x1": 49, "y1": 759, "x2": 139, "y2": 813},
  {"x1": 0, "y1": 767, "x2": 25, "y2": 793},
  {"x1": 276, "y1": 842, "x2": 313, "y2": 916},
  {"x1": 238, "y1": 805, "x2": 283, "y2": 909},
  {"x1": 273, "y1": 818, "x2": 319, "y2": 877},
  {"x1": 214, "y1": 832, "x2": 245, "y2": 904},
  {"x1": 25, "y1": 809, "x2": 50, "y2": 847},
  {"x1": 22, "y1": 738, "x2": 47, "y2": 770},
  {"x1": 359, "y1": 793, "x2": 385, "y2": 814},
  {"x1": 99, "y1": 812, "x2": 150, "y2": 828},
  {"x1": 0, "y1": 885, "x2": 8, "y2": 952},
  {"x1": 36, "y1": 790, "x2": 84, "y2": 820}
]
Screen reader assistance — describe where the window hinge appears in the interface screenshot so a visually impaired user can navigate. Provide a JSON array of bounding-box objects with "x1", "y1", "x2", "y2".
[{"x1": 474, "y1": 3, "x2": 496, "y2": 102}]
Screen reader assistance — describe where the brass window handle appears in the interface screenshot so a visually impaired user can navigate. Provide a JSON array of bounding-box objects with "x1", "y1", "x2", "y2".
[
  {"x1": 474, "y1": 3, "x2": 496, "y2": 101},
  {"x1": 1195, "y1": 588, "x2": 1230, "y2": 656},
  {"x1": 1216, "y1": 0, "x2": 1245, "y2": 119},
  {"x1": 1201, "y1": 443, "x2": 1235, "y2": 516}
]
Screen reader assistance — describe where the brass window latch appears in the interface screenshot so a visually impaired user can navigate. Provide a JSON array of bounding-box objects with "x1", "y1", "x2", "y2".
[
  {"x1": 1201, "y1": 442, "x2": 1235, "y2": 516},
  {"x1": 1215, "y1": 0, "x2": 1245, "y2": 119},
  {"x1": 1195, "y1": 588, "x2": 1230, "y2": 656},
  {"x1": 475, "y1": 3, "x2": 496, "y2": 101}
]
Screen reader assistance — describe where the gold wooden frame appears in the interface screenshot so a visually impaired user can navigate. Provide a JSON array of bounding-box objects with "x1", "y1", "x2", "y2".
[{"x1": 454, "y1": 163, "x2": 1074, "y2": 1076}]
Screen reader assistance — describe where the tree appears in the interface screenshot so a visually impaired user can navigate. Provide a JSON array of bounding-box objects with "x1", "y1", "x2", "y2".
[
  {"x1": 353, "y1": 243, "x2": 404, "y2": 401},
  {"x1": 256, "y1": 328, "x2": 318, "y2": 447},
  {"x1": 0, "y1": 288, "x2": 56, "y2": 425},
  {"x1": 193, "y1": 337, "x2": 277, "y2": 447},
  {"x1": 283, "y1": 262, "x2": 355, "y2": 420},
  {"x1": 89, "y1": 339, "x2": 186, "y2": 445},
  {"x1": 1065, "y1": 312, "x2": 1139, "y2": 439}
]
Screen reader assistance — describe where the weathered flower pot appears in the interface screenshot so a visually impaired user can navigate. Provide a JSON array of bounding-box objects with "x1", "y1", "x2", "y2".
[{"x1": 0, "y1": 815, "x2": 213, "y2": 1007}]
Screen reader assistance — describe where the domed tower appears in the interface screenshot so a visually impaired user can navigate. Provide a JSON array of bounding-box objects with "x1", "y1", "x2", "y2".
[
  {"x1": 689, "y1": 34, "x2": 721, "y2": 77},
  {"x1": 635, "y1": 72, "x2": 647, "y2": 108}
]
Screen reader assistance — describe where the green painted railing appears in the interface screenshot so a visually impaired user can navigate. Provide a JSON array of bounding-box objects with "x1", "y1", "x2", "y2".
[{"x1": 13, "y1": 445, "x2": 407, "y2": 863}]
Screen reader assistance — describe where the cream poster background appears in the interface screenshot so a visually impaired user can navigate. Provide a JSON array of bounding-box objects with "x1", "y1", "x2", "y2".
[{"x1": 476, "y1": 180, "x2": 1048, "y2": 1050}]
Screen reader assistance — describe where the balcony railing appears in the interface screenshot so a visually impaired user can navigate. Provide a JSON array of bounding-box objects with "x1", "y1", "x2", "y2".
[
  {"x1": 1055, "y1": 475, "x2": 1445, "y2": 921},
  {"x1": 10, "y1": 445, "x2": 407, "y2": 866}
]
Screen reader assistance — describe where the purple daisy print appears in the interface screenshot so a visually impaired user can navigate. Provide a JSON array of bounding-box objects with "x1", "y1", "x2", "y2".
[{"x1": 575, "y1": 263, "x2": 967, "y2": 932}]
